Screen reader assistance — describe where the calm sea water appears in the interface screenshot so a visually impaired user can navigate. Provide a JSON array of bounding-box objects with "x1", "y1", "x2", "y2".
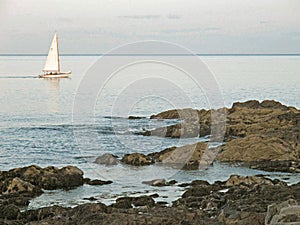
[{"x1": 0, "y1": 55, "x2": 299, "y2": 209}]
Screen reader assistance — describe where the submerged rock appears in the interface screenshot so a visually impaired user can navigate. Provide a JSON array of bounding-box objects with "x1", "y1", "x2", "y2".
[
  {"x1": 142, "y1": 179, "x2": 177, "y2": 186},
  {"x1": 128, "y1": 116, "x2": 144, "y2": 119}
]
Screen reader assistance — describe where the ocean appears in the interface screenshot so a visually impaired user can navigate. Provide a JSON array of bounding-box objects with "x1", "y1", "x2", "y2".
[{"x1": 0, "y1": 55, "x2": 299, "y2": 209}]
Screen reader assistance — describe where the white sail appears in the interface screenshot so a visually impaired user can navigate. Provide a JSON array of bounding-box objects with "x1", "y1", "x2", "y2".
[{"x1": 43, "y1": 33, "x2": 60, "y2": 73}]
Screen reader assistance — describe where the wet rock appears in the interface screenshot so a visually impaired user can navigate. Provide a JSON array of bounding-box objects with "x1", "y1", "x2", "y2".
[
  {"x1": 40, "y1": 165, "x2": 84, "y2": 190},
  {"x1": 84, "y1": 178, "x2": 112, "y2": 186},
  {"x1": 94, "y1": 153, "x2": 119, "y2": 165},
  {"x1": 142, "y1": 179, "x2": 177, "y2": 186},
  {"x1": 128, "y1": 116, "x2": 144, "y2": 119},
  {"x1": 83, "y1": 196, "x2": 97, "y2": 201},
  {"x1": 121, "y1": 153, "x2": 154, "y2": 166}
]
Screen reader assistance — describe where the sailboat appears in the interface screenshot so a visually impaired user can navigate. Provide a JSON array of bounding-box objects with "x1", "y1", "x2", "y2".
[{"x1": 39, "y1": 32, "x2": 71, "y2": 78}]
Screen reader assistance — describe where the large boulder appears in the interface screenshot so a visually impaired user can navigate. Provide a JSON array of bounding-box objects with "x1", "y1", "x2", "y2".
[
  {"x1": 1, "y1": 165, "x2": 84, "y2": 190},
  {"x1": 148, "y1": 142, "x2": 213, "y2": 170},
  {"x1": 94, "y1": 153, "x2": 119, "y2": 165},
  {"x1": 121, "y1": 153, "x2": 154, "y2": 166}
]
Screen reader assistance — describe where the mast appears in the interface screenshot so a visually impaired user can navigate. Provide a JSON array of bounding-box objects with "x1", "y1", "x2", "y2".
[{"x1": 56, "y1": 32, "x2": 61, "y2": 73}]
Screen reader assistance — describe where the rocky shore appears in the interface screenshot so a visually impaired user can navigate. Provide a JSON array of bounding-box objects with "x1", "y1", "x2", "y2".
[
  {"x1": 128, "y1": 100, "x2": 300, "y2": 173},
  {"x1": 1, "y1": 171, "x2": 299, "y2": 224},
  {"x1": 1, "y1": 100, "x2": 299, "y2": 224}
]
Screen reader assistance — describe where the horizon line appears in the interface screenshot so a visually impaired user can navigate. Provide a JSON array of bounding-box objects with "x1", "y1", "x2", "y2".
[{"x1": 0, "y1": 53, "x2": 300, "y2": 56}]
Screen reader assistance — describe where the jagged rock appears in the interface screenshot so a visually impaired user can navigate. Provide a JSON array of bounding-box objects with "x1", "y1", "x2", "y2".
[
  {"x1": 94, "y1": 153, "x2": 119, "y2": 165},
  {"x1": 121, "y1": 153, "x2": 154, "y2": 166}
]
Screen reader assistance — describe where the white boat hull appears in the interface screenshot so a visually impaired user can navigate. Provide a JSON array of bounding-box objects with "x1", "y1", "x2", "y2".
[{"x1": 39, "y1": 71, "x2": 71, "y2": 78}]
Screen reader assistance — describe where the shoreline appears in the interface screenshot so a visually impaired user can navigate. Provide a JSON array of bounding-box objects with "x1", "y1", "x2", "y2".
[{"x1": 1, "y1": 165, "x2": 299, "y2": 224}]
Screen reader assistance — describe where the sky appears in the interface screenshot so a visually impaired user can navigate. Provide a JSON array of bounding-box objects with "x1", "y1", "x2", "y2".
[{"x1": 0, "y1": 0, "x2": 299, "y2": 54}]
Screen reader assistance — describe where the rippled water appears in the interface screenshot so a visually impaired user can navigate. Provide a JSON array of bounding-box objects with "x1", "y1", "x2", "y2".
[{"x1": 0, "y1": 55, "x2": 299, "y2": 209}]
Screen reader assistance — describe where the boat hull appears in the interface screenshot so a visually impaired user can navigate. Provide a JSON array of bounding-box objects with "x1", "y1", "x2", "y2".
[{"x1": 38, "y1": 71, "x2": 71, "y2": 78}]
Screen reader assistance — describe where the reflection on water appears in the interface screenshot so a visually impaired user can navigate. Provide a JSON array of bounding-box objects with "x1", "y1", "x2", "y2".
[{"x1": 44, "y1": 78, "x2": 60, "y2": 113}]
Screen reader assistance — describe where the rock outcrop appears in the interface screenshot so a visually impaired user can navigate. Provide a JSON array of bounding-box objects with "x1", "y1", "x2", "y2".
[
  {"x1": 139, "y1": 100, "x2": 300, "y2": 172},
  {"x1": 0, "y1": 165, "x2": 85, "y2": 208}
]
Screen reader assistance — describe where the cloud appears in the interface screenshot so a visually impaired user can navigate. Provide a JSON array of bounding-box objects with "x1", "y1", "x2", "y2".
[{"x1": 161, "y1": 27, "x2": 221, "y2": 34}]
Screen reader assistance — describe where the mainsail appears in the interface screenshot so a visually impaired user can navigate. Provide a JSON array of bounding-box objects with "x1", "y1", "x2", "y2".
[{"x1": 43, "y1": 33, "x2": 60, "y2": 73}]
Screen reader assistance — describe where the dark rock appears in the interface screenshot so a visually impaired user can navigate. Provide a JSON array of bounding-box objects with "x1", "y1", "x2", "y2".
[
  {"x1": 128, "y1": 116, "x2": 144, "y2": 119},
  {"x1": 0, "y1": 204, "x2": 20, "y2": 220},
  {"x1": 265, "y1": 199, "x2": 300, "y2": 224},
  {"x1": 84, "y1": 179, "x2": 112, "y2": 186},
  {"x1": 1, "y1": 165, "x2": 84, "y2": 190},
  {"x1": 111, "y1": 195, "x2": 155, "y2": 209},
  {"x1": 83, "y1": 197, "x2": 97, "y2": 201},
  {"x1": 121, "y1": 153, "x2": 154, "y2": 166}
]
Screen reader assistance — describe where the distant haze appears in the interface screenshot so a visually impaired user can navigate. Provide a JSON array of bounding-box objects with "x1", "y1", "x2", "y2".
[{"x1": 0, "y1": 0, "x2": 299, "y2": 54}]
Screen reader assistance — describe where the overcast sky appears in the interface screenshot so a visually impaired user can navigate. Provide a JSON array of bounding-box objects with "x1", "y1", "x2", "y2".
[{"x1": 0, "y1": 0, "x2": 299, "y2": 54}]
